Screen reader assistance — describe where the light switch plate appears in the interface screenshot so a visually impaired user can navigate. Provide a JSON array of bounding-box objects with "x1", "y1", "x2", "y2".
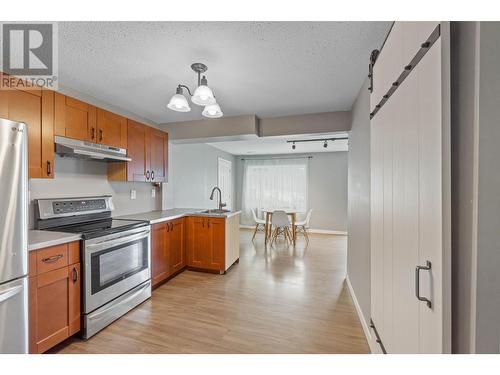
[
  {"x1": 151, "y1": 188, "x2": 156, "y2": 198},
  {"x1": 130, "y1": 189, "x2": 136, "y2": 200}
]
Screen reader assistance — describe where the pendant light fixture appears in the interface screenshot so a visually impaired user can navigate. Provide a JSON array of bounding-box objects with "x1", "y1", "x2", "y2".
[
  {"x1": 202, "y1": 103, "x2": 223, "y2": 118},
  {"x1": 167, "y1": 63, "x2": 222, "y2": 118},
  {"x1": 167, "y1": 85, "x2": 191, "y2": 112}
]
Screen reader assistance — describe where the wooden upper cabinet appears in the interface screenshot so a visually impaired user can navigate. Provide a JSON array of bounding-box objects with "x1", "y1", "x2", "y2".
[
  {"x1": 55, "y1": 93, "x2": 96, "y2": 142},
  {"x1": 0, "y1": 85, "x2": 54, "y2": 179},
  {"x1": 127, "y1": 119, "x2": 149, "y2": 181},
  {"x1": 108, "y1": 120, "x2": 168, "y2": 183},
  {"x1": 148, "y1": 127, "x2": 168, "y2": 182},
  {"x1": 96, "y1": 108, "x2": 127, "y2": 149}
]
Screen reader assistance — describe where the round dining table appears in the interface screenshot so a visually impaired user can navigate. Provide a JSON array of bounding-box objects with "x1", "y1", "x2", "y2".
[{"x1": 261, "y1": 209, "x2": 299, "y2": 245}]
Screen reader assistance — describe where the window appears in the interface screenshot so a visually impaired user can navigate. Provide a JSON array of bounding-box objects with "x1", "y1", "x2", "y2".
[{"x1": 241, "y1": 158, "x2": 308, "y2": 224}]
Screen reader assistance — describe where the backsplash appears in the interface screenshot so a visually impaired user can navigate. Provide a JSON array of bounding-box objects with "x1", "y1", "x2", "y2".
[{"x1": 28, "y1": 155, "x2": 162, "y2": 228}]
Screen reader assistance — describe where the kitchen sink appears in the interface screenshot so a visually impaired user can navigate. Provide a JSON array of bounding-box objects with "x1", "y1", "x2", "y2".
[{"x1": 201, "y1": 209, "x2": 231, "y2": 214}]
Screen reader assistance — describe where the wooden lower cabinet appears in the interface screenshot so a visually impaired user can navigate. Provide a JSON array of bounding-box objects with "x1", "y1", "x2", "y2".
[
  {"x1": 151, "y1": 218, "x2": 186, "y2": 288},
  {"x1": 152, "y1": 222, "x2": 169, "y2": 287},
  {"x1": 169, "y1": 218, "x2": 186, "y2": 274},
  {"x1": 29, "y1": 241, "x2": 81, "y2": 354},
  {"x1": 186, "y1": 216, "x2": 225, "y2": 272}
]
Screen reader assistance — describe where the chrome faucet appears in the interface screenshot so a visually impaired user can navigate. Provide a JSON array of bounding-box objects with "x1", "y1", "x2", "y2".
[{"x1": 209, "y1": 186, "x2": 226, "y2": 210}]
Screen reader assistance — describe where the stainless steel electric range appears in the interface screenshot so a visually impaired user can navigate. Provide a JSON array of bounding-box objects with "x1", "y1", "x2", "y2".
[{"x1": 34, "y1": 196, "x2": 151, "y2": 339}]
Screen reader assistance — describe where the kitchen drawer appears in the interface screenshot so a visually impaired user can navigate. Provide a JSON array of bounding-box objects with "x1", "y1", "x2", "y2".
[{"x1": 36, "y1": 244, "x2": 69, "y2": 274}]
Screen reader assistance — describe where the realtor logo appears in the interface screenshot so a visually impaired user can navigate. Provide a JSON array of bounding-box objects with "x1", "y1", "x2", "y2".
[{"x1": 1, "y1": 22, "x2": 58, "y2": 89}]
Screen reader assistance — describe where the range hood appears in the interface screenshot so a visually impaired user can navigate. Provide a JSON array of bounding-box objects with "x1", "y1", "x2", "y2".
[{"x1": 55, "y1": 136, "x2": 132, "y2": 162}]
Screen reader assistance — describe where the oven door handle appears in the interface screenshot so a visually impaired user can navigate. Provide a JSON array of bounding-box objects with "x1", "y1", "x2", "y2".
[
  {"x1": 88, "y1": 280, "x2": 151, "y2": 320},
  {"x1": 86, "y1": 230, "x2": 150, "y2": 253}
]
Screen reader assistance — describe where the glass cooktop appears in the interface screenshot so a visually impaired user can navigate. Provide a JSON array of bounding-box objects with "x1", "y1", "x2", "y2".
[{"x1": 48, "y1": 219, "x2": 148, "y2": 239}]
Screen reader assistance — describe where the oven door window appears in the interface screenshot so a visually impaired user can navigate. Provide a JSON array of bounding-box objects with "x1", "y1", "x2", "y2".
[{"x1": 91, "y1": 237, "x2": 148, "y2": 295}]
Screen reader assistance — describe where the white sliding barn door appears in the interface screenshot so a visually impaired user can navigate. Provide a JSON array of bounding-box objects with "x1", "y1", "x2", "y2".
[{"x1": 370, "y1": 24, "x2": 450, "y2": 353}]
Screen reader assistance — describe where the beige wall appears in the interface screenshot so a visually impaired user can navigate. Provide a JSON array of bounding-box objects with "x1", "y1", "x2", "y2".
[
  {"x1": 29, "y1": 155, "x2": 162, "y2": 228},
  {"x1": 160, "y1": 115, "x2": 258, "y2": 142},
  {"x1": 258, "y1": 111, "x2": 351, "y2": 137},
  {"x1": 451, "y1": 21, "x2": 500, "y2": 354},
  {"x1": 346, "y1": 79, "x2": 371, "y2": 324},
  {"x1": 234, "y1": 152, "x2": 348, "y2": 231},
  {"x1": 160, "y1": 111, "x2": 351, "y2": 143}
]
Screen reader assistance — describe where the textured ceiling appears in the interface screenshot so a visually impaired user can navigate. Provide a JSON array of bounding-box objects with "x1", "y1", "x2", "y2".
[
  {"x1": 207, "y1": 132, "x2": 348, "y2": 155},
  {"x1": 58, "y1": 22, "x2": 391, "y2": 124}
]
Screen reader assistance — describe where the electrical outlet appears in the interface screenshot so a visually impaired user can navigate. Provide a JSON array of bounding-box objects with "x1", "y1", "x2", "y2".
[
  {"x1": 151, "y1": 188, "x2": 156, "y2": 198},
  {"x1": 130, "y1": 189, "x2": 136, "y2": 200}
]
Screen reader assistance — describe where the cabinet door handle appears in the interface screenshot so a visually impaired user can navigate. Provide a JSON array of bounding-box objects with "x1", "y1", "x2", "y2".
[
  {"x1": 207, "y1": 220, "x2": 210, "y2": 229},
  {"x1": 91, "y1": 127, "x2": 96, "y2": 140},
  {"x1": 42, "y1": 254, "x2": 63, "y2": 263},
  {"x1": 415, "y1": 261, "x2": 432, "y2": 308},
  {"x1": 99, "y1": 129, "x2": 103, "y2": 142},
  {"x1": 170, "y1": 223, "x2": 173, "y2": 231},
  {"x1": 46, "y1": 160, "x2": 52, "y2": 176},
  {"x1": 72, "y1": 266, "x2": 78, "y2": 283},
  {"x1": 151, "y1": 171, "x2": 155, "y2": 181},
  {"x1": 146, "y1": 170, "x2": 150, "y2": 180},
  {"x1": 166, "y1": 222, "x2": 170, "y2": 232},
  {"x1": 202, "y1": 219, "x2": 204, "y2": 228}
]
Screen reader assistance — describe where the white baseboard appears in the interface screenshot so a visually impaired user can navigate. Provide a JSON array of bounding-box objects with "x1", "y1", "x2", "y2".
[
  {"x1": 239, "y1": 225, "x2": 347, "y2": 236},
  {"x1": 345, "y1": 275, "x2": 377, "y2": 354}
]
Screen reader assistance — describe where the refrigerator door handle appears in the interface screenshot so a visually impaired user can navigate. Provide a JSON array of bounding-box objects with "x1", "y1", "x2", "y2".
[{"x1": 0, "y1": 284, "x2": 24, "y2": 304}]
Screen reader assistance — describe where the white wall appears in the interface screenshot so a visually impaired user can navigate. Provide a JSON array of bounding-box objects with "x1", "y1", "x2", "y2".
[
  {"x1": 29, "y1": 155, "x2": 162, "y2": 228},
  {"x1": 347, "y1": 79, "x2": 371, "y2": 325},
  {"x1": 234, "y1": 152, "x2": 348, "y2": 232},
  {"x1": 163, "y1": 143, "x2": 236, "y2": 210},
  {"x1": 451, "y1": 21, "x2": 500, "y2": 354}
]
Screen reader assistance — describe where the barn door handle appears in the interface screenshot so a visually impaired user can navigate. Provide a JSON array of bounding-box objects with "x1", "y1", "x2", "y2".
[{"x1": 415, "y1": 261, "x2": 432, "y2": 308}]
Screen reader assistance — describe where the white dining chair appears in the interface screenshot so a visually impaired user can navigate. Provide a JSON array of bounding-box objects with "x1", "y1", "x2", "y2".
[
  {"x1": 295, "y1": 209, "x2": 312, "y2": 243},
  {"x1": 270, "y1": 210, "x2": 292, "y2": 246},
  {"x1": 251, "y1": 208, "x2": 267, "y2": 240}
]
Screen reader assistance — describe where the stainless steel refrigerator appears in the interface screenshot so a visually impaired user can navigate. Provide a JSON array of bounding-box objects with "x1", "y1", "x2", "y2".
[{"x1": 0, "y1": 118, "x2": 29, "y2": 354}]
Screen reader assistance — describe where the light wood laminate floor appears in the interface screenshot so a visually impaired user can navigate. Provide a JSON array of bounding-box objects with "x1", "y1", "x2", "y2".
[{"x1": 51, "y1": 230, "x2": 369, "y2": 354}]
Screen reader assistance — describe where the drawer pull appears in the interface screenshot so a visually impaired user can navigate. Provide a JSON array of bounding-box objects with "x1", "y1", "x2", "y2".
[{"x1": 41, "y1": 254, "x2": 64, "y2": 263}]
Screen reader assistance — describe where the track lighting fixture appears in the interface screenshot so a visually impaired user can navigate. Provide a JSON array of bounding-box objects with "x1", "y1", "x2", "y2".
[
  {"x1": 167, "y1": 63, "x2": 222, "y2": 118},
  {"x1": 287, "y1": 136, "x2": 348, "y2": 151}
]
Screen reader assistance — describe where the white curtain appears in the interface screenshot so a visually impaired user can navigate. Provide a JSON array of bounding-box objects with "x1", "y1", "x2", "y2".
[{"x1": 241, "y1": 158, "x2": 309, "y2": 225}]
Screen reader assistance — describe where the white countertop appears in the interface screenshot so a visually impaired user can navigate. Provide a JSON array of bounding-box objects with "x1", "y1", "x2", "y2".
[
  {"x1": 28, "y1": 230, "x2": 82, "y2": 252},
  {"x1": 116, "y1": 208, "x2": 241, "y2": 224}
]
